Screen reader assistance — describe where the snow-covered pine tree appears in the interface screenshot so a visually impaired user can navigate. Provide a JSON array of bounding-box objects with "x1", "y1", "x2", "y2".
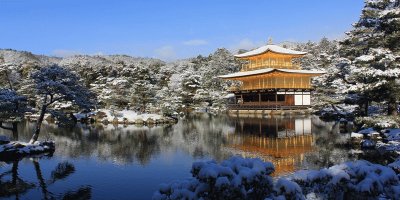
[
  {"x1": 130, "y1": 79, "x2": 156, "y2": 113},
  {"x1": 0, "y1": 89, "x2": 27, "y2": 137},
  {"x1": 340, "y1": 0, "x2": 400, "y2": 116},
  {"x1": 0, "y1": 63, "x2": 21, "y2": 90},
  {"x1": 203, "y1": 48, "x2": 240, "y2": 91},
  {"x1": 181, "y1": 72, "x2": 202, "y2": 110},
  {"x1": 30, "y1": 65, "x2": 96, "y2": 143}
]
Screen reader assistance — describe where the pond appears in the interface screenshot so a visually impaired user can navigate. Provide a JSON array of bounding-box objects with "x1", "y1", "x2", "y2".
[{"x1": 0, "y1": 114, "x2": 353, "y2": 199}]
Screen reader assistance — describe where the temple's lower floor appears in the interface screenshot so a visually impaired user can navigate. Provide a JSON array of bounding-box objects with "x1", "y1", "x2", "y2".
[{"x1": 227, "y1": 89, "x2": 312, "y2": 110}]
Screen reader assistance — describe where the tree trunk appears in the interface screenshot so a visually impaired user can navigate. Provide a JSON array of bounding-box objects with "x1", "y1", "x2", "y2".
[
  {"x1": 29, "y1": 104, "x2": 47, "y2": 144},
  {"x1": 388, "y1": 99, "x2": 398, "y2": 116},
  {"x1": 364, "y1": 101, "x2": 369, "y2": 116},
  {"x1": 33, "y1": 160, "x2": 50, "y2": 200},
  {"x1": 11, "y1": 160, "x2": 20, "y2": 199},
  {"x1": 5, "y1": 70, "x2": 14, "y2": 90},
  {"x1": 12, "y1": 122, "x2": 18, "y2": 140}
]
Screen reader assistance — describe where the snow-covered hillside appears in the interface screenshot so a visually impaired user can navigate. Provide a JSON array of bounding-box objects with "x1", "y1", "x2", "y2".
[{"x1": 0, "y1": 48, "x2": 240, "y2": 115}]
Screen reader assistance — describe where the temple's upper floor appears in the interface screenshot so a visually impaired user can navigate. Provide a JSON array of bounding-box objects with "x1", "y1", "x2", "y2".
[{"x1": 234, "y1": 44, "x2": 307, "y2": 71}]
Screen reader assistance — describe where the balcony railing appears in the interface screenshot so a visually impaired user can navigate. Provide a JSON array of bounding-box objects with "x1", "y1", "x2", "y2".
[
  {"x1": 228, "y1": 84, "x2": 313, "y2": 91},
  {"x1": 227, "y1": 104, "x2": 309, "y2": 110},
  {"x1": 241, "y1": 64, "x2": 300, "y2": 71}
]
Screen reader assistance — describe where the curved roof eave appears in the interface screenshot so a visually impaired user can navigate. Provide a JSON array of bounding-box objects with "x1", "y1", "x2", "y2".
[
  {"x1": 234, "y1": 44, "x2": 307, "y2": 58},
  {"x1": 218, "y1": 68, "x2": 325, "y2": 79}
]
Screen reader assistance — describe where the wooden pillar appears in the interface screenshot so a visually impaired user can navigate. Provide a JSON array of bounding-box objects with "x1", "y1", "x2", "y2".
[
  {"x1": 292, "y1": 77, "x2": 295, "y2": 88},
  {"x1": 269, "y1": 57, "x2": 271, "y2": 67},
  {"x1": 283, "y1": 77, "x2": 286, "y2": 88},
  {"x1": 300, "y1": 77, "x2": 303, "y2": 88},
  {"x1": 259, "y1": 92, "x2": 261, "y2": 105},
  {"x1": 275, "y1": 117, "x2": 278, "y2": 136},
  {"x1": 263, "y1": 78, "x2": 265, "y2": 88}
]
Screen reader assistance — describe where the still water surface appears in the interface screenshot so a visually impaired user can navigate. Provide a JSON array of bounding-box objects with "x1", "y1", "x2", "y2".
[{"x1": 0, "y1": 114, "x2": 352, "y2": 199}]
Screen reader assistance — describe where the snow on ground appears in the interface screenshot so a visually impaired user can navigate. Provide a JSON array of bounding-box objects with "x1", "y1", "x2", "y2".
[
  {"x1": 291, "y1": 160, "x2": 400, "y2": 199},
  {"x1": 376, "y1": 129, "x2": 400, "y2": 155},
  {"x1": 351, "y1": 132, "x2": 364, "y2": 139},
  {"x1": 0, "y1": 139, "x2": 55, "y2": 159},
  {"x1": 153, "y1": 156, "x2": 400, "y2": 200},
  {"x1": 153, "y1": 156, "x2": 295, "y2": 200},
  {"x1": 318, "y1": 104, "x2": 357, "y2": 120},
  {"x1": 355, "y1": 55, "x2": 375, "y2": 62},
  {"x1": 383, "y1": 129, "x2": 400, "y2": 141},
  {"x1": 377, "y1": 141, "x2": 400, "y2": 155},
  {"x1": 100, "y1": 123, "x2": 164, "y2": 133},
  {"x1": 351, "y1": 128, "x2": 400, "y2": 155},
  {"x1": 94, "y1": 109, "x2": 163, "y2": 123}
]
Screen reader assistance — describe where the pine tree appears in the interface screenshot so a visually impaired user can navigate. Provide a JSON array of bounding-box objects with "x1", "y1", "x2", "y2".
[
  {"x1": 0, "y1": 89, "x2": 27, "y2": 138},
  {"x1": 340, "y1": 0, "x2": 400, "y2": 116},
  {"x1": 30, "y1": 65, "x2": 95, "y2": 143}
]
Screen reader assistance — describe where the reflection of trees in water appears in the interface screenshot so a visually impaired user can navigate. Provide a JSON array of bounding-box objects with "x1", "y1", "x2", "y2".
[
  {"x1": 51, "y1": 124, "x2": 165, "y2": 165},
  {"x1": 302, "y1": 116, "x2": 351, "y2": 169},
  {"x1": 0, "y1": 157, "x2": 91, "y2": 199},
  {"x1": 0, "y1": 115, "x2": 351, "y2": 170},
  {"x1": 0, "y1": 160, "x2": 35, "y2": 199},
  {"x1": 0, "y1": 122, "x2": 19, "y2": 140},
  {"x1": 177, "y1": 114, "x2": 233, "y2": 161},
  {"x1": 1, "y1": 115, "x2": 235, "y2": 165}
]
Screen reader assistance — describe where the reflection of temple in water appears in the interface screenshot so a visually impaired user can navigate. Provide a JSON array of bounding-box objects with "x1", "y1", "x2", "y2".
[{"x1": 226, "y1": 116, "x2": 314, "y2": 176}]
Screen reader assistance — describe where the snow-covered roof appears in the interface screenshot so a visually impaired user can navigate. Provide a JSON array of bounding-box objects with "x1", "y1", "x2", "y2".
[
  {"x1": 278, "y1": 69, "x2": 325, "y2": 74},
  {"x1": 235, "y1": 44, "x2": 307, "y2": 58},
  {"x1": 218, "y1": 68, "x2": 274, "y2": 78},
  {"x1": 218, "y1": 68, "x2": 325, "y2": 79}
]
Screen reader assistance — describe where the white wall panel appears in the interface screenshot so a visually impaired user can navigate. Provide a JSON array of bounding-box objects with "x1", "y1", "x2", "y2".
[
  {"x1": 303, "y1": 95, "x2": 311, "y2": 105},
  {"x1": 295, "y1": 95, "x2": 303, "y2": 105}
]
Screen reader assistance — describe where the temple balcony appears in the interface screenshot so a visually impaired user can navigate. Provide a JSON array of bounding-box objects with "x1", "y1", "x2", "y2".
[
  {"x1": 238, "y1": 84, "x2": 313, "y2": 90},
  {"x1": 240, "y1": 63, "x2": 300, "y2": 71},
  {"x1": 227, "y1": 103, "x2": 310, "y2": 110}
]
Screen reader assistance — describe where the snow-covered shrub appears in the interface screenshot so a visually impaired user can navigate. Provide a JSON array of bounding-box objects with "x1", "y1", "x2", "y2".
[
  {"x1": 153, "y1": 156, "x2": 293, "y2": 200},
  {"x1": 383, "y1": 129, "x2": 400, "y2": 141},
  {"x1": 292, "y1": 160, "x2": 400, "y2": 199},
  {"x1": 274, "y1": 178, "x2": 304, "y2": 200},
  {"x1": 355, "y1": 116, "x2": 400, "y2": 129},
  {"x1": 388, "y1": 159, "x2": 400, "y2": 175}
]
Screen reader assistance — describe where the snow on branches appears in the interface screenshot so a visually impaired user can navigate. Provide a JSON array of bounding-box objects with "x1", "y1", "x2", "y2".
[
  {"x1": 31, "y1": 65, "x2": 96, "y2": 110},
  {"x1": 0, "y1": 88, "x2": 27, "y2": 119},
  {"x1": 153, "y1": 156, "x2": 305, "y2": 200},
  {"x1": 154, "y1": 157, "x2": 400, "y2": 200}
]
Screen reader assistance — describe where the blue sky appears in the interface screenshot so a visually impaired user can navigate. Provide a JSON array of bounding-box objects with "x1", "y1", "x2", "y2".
[{"x1": 0, "y1": 0, "x2": 364, "y2": 60}]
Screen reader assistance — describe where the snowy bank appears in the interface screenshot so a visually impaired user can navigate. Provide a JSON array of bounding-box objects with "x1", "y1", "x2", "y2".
[
  {"x1": 354, "y1": 116, "x2": 400, "y2": 129},
  {"x1": 78, "y1": 109, "x2": 177, "y2": 125},
  {"x1": 350, "y1": 128, "x2": 400, "y2": 155},
  {"x1": 316, "y1": 104, "x2": 357, "y2": 120},
  {"x1": 0, "y1": 137, "x2": 55, "y2": 161},
  {"x1": 153, "y1": 156, "x2": 304, "y2": 200},
  {"x1": 376, "y1": 129, "x2": 400, "y2": 155},
  {"x1": 153, "y1": 156, "x2": 400, "y2": 200},
  {"x1": 291, "y1": 160, "x2": 400, "y2": 199}
]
